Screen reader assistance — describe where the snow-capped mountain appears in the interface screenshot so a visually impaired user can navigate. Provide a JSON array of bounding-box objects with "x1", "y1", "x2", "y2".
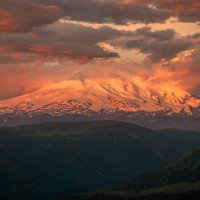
[{"x1": 0, "y1": 78, "x2": 200, "y2": 130}]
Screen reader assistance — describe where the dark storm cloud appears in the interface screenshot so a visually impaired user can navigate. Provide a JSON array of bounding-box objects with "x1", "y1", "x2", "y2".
[
  {"x1": 157, "y1": 0, "x2": 200, "y2": 23},
  {"x1": 125, "y1": 27, "x2": 193, "y2": 62},
  {"x1": 1, "y1": 0, "x2": 199, "y2": 33},
  {"x1": 135, "y1": 27, "x2": 175, "y2": 41},
  {"x1": 0, "y1": 22, "x2": 129, "y2": 63},
  {"x1": 56, "y1": 0, "x2": 170, "y2": 24},
  {"x1": 0, "y1": 55, "x2": 33, "y2": 64},
  {"x1": 0, "y1": 0, "x2": 64, "y2": 32},
  {"x1": 188, "y1": 33, "x2": 200, "y2": 39},
  {"x1": 126, "y1": 0, "x2": 200, "y2": 23},
  {"x1": 0, "y1": 0, "x2": 170, "y2": 33}
]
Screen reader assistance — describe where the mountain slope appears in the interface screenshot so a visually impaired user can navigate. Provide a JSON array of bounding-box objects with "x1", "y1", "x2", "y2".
[
  {"x1": 0, "y1": 121, "x2": 200, "y2": 200},
  {"x1": 64, "y1": 185, "x2": 200, "y2": 200},
  {"x1": 0, "y1": 78, "x2": 200, "y2": 130},
  {"x1": 64, "y1": 148, "x2": 200, "y2": 200},
  {"x1": 115, "y1": 148, "x2": 200, "y2": 191}
]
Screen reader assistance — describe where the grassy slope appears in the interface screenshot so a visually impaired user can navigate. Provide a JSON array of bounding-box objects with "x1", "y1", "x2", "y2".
[
  {"x1": 115, "y1": 148, "x2": 200, "y2": 191},
  {"x1": 65, "y1": 182, "x2": 200, "y2": 200},
  {"x1": 65, "y1": 148, "x2": 200, "y2": 200},
  {"x1": 107, "y1": 182, "x2": 200, "y2": 197}
]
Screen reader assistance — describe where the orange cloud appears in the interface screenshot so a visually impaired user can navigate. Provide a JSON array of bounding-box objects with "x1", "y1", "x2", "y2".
[
  {"x1": 0, "y1": 11, "x2": 17, "y2": 32},
  {"x1": 0, "y1": 64, "x2": 53, "y2": 100},
  {"x1": 137, "y1": 48, "x2": 200, "y2": 96}
]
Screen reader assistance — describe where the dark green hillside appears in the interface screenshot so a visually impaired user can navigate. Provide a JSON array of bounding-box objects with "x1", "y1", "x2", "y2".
[
  {"x1": 64, "y1": 190, "x2": 200, "y2": 200},
  {"x1": 64, "y1": 148, "x2": 200, "y2": 200},
  {"x1": 0, "y1": 156, "x2": 48, "y2": 200},
  {"x1": 0, "y1": 121, "x2": 199, "y2": 200},
  {"x1": 115, "y1": 148, "x2": 200, "y2": 191}
]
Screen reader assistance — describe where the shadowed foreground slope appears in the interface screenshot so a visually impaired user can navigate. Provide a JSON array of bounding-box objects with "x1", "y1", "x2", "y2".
[
  {"x1": 0, "y1": 121, "x2": 200, "y2": 200},
  {"x1": 65, "y1": 148, "x2": 200, "y2": 200}
]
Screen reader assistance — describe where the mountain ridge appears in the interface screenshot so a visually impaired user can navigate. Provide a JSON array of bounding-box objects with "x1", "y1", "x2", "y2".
[{"x1": 0, "y1": 78, "x2": 200, "y2": 130}]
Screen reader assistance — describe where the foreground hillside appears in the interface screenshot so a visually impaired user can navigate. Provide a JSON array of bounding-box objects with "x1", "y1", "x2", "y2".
[
  {"x1": 65, "y1": 148, "x2": 200, "y2": 200},
  {"x1": 0, "y1": 121, "x2": 200, "y2": 200},
  {"x1": 115, "y1": 148, "x2": 200, "y2": 190},
  {"x1": 65, "y1": 188, "x2": 200, "y2": 200}
]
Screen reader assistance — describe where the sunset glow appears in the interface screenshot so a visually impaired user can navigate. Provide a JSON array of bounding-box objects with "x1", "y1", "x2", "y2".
[{"x1": 0, "y1": 0, "x2": 199, "y2": 109}]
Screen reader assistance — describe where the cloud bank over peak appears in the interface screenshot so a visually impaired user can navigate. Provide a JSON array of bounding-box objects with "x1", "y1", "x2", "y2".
[{"x1": 0, "y1": 0, "x2": 199, "y2": 99}]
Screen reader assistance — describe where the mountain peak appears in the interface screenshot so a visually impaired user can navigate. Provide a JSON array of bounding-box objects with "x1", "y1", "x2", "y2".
[
  {"x1": 0, "y1": 78, "x2": 200, "y2": 128},
  {"x1": 1, "y1": 78, "x2": 199, "y2": 112}
]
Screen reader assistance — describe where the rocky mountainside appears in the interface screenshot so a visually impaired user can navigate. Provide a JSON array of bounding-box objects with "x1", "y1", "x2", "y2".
[{"x1": 0, "y1": 78, "x2": 200, "y2": 129}]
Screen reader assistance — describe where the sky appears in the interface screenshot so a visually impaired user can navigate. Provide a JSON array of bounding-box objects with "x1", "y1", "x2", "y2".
[{"x1": 0, "y1": 0, "x2": 200, "y2": 100}]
